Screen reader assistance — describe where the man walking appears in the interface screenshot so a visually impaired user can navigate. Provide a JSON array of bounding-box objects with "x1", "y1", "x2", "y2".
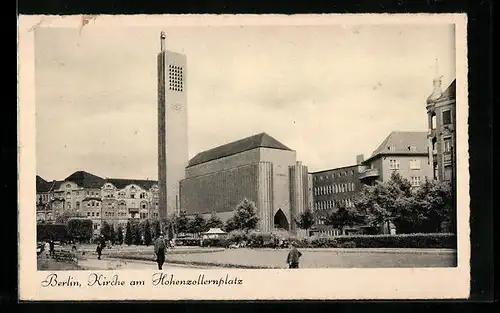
[
  {"x1": 96, "y1": 234, "x2": 106, "y2": 260},
  {"x1": 154, "y1": 233, "x2": 167, "y2": 270},
  {"x1": 286, "y1": 241, "x2": 302, "y2": 269},
  {"x1": 49, "y1": 239, "x2": 55, "y2": 258}
]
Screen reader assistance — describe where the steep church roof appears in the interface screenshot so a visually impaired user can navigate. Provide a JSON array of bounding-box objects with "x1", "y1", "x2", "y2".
[
  {"x1": 367, "y1": 131, "x2": 428, "y2": 162},
  {"x1": 64, "y1": 171, "x2": 106, "y2": 188},
  {"x1": 188, "y1": 132, "x2": 293, "y2": 167}
]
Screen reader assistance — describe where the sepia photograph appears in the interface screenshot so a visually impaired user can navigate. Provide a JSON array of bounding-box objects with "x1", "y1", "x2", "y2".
[{"x1": 18, "y1": 14, "x2": 469, "y2": 300}]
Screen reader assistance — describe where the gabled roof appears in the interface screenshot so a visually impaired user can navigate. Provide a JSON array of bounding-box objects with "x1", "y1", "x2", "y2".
[
  {"x1": 366, "y1": 131, "x2": 428, "y2": 162},
  {"x1": 188, "y1": 132, "x2": 293, "y2": 167},
  {"x1": 36, "y1": 176, "x2": 51, "y2": 192},
  {"x1": 105, "y1": 178, "x2": 158, "y2": 191},
  {"x1": 438, "y1": 79, "x2": 456, "y2": 102},
  {"x1": 36, "y1": 176, "x2": 62, "y2": 192},
  {"x1": 65, "y1": 171, "x2": 106, "y2": 188}
]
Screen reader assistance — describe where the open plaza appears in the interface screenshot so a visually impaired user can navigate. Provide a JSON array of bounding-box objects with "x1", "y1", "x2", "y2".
[{"x1": 38, "y1": 244, "x2": 456, "y2": 270}]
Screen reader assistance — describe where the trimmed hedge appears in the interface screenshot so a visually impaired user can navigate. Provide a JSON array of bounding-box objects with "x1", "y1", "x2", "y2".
[
  {"x1": 175, "y1": 238, "x2": 200, "y2": 246},
  {"x1": 37, "y1": 223, "x2": 70, "y2": 242},
  {"x1": 201, "y1": 238, "x2": 230, "y2": 248},
  {"x1": 220, "y1": 231, "x2": 456, "y2": 249}
]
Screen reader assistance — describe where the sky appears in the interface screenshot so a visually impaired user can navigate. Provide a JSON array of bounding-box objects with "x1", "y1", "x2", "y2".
[{"x1": 35, "y1": 23, "x2": 456, "y2": 181}]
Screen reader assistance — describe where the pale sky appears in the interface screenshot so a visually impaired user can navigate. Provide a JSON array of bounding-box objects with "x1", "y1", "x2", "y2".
[{"x1": 35, "y1": 24, "x2": 456, "y2": 181}]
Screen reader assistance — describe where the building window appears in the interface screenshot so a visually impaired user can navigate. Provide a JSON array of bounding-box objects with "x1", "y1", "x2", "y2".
[
  {"x1": 389, "y1": 159, "x2": 400, "y2": 170},
  {"x1": 443, "y1": 137, "x2": 452, "y2": 153},
  {"x1": 388, "y1": 146, "x2": 396, "y2": 151},
  {"x1": 409, "y1": 159, "x2": 421, "y2": 170},
  {"x1": 444, "y1": 166, "x2": 453, "y2": 181},
  {"x1": 130, "y1": 194, "x2": 135, "y2": 199},
  {"x1": 87, "y1": 212, "x2": 90, "y2": 216},
  {"x1": 410, "y1": 176, "x2": 421, "y2": 187},
  {"x1": 442, "y1": 110, "x2": 452, "y2": 125},
  {"x1": 96, "y1": 212, "x2": 99, "y2": 217},
  {"x1": 91, "y1": 212, "x2": 95, "y2": 217},
  {"x1": 408, "y1": 145, "x2": 417, "y2": 151}
]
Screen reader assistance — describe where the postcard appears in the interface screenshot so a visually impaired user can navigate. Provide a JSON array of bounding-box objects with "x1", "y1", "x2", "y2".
[{"x1": 18, "y1": 13, "x2": 469, "y2": 300}]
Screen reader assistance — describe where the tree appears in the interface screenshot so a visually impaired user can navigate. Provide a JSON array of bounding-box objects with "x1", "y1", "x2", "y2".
[
  {"x1": 354, "y1": 171, "x2": 418, "y2": 233},
  {"x1": 55, "y1": 210, "x2": 85, "y2": 224},
  {"x1": 143, "y1": 219, "x2": 152, "y2": 246},
  {"x1": 224, "y1": 217, "x2": 238, "y2": 233},
  {"x1": 133, "y1": 223, "x2": 142, "y2": 246},
  {"x1": 187, "y1": 214, "x2": 206, "y2": 235},
  {"x1": 413, "y1": 178, "x2": 454, "y2": 233},
  {"x1": 124, "y1": 221, "x2": 133, "y2": 246},
  {"x1": 295, "y1": 209, "x2": 315, "y2": 234},
  {"x1": 324, "y1": 204, "x2": 364, "y2": 235},
  {"x1": 100, "y1": 221, "x2": 111, "y2": 240},
  {"x1": 67, "y1": 218, "x2": 93, "y2": 242},
  {"x1": 115, "y1": 225, "x2": 124, "y2": 245},
  {"x1": 150, "y1": 219, "x2": 162, "y2": 238},
  {"x1": 230, "y1": 198, "x2": 260, "y2": 232},
  {"x1": 109, "y1": 224, "x2": 116, "y2": 245},
  {"x1": 176, "y1": 210, "x2": 189, "y2": 235},
  {"x1": 205, "y1": 212, "x2": 224, "y2": 231}
]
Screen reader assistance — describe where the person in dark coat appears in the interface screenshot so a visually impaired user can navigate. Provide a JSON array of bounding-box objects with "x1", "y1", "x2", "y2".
[
  {"x1": 49, "y1": 239, "x2": 55, "y2": 258},
  {"x1": 286, "y1": 241, "x2": 302, "y2": 269},
  {"x1": 154, "y1": 234, "x2": 167, "y2": 270},
  {"x1": 96, "y1": 235, "x2": 106, "y2": 260}
]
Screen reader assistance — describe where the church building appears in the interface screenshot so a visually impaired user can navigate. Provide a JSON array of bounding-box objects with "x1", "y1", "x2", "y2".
[{"x1": 179, "y1": 133, "x2": 309, "y2": 234}]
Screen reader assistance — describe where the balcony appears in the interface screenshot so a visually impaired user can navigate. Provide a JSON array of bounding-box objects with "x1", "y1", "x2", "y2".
[{"x1": 359, "y1": 168, "x2": 379, "y2": 180}]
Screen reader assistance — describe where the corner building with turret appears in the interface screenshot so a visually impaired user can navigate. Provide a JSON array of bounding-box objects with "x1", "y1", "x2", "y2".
[{"x1": 426, "y1": 76, "x2": 457, "y2": 182}]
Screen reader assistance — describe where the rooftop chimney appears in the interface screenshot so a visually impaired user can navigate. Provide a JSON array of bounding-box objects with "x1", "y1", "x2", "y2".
[{"x1": 356, "y1": 154, "x2": 364, "y2": 165}]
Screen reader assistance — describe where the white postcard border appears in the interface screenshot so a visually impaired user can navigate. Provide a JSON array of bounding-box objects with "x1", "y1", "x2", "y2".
[{"x1": 18, "y1": 14, "x2": 470, "y2": 301}]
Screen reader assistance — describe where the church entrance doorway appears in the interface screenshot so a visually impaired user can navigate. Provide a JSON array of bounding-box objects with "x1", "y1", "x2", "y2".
[{"x1": 274, "y1": 209, "x2": 289, "y2": 230}]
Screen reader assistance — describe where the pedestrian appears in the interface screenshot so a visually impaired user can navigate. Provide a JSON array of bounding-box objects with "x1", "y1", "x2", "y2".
[
  {"x1": 154, "y1": 233, "x2": 167, "y2": 270},
  {"x1": 96, "y1": 235, "x2": 105, "y2": 260},
  {"x1": 43, "y1": 240, "x2": 51, "y2": 258},
  {"x1": 49, "y1": 239, "x2": 55, "y2": 258},
  {"x1": 286, "y1": 241, "x2": 302, "y2": 269}
]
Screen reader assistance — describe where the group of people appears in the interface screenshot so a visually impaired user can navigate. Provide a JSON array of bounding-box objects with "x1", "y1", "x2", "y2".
[{"x1": 40, "y1": 239, "x2": 55, "y2": 258}]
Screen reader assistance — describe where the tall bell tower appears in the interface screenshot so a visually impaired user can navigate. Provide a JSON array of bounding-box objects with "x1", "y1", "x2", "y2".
[{"x1": 157, "y1": 31, "x2": 188, "y2": 220}]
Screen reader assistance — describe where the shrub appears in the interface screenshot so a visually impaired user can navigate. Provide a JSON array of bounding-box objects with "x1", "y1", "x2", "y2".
[
  {"x1": 175, "y1": 238, "x2": 200, "y2": 246},
  {"x1": 307, "y1": 233, "x2": 456, "y2": 249},
  {"x1": 227, "y1": 230, "x2": 248, "y2": 244},
  {"x1": 201, "y1": 238, "x2": 229, "y2": 248},
  {"x1": 221, "y1": 232, "x2": 456, "y2": 249},
  {"x1": 340, "y1": 241, "x2": 357, "y2": 248}
]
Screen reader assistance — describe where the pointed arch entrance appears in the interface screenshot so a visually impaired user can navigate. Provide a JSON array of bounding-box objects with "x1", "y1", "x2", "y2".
[{"x1": 274, "y1": 209, "x2": 289, "y2": 230}]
